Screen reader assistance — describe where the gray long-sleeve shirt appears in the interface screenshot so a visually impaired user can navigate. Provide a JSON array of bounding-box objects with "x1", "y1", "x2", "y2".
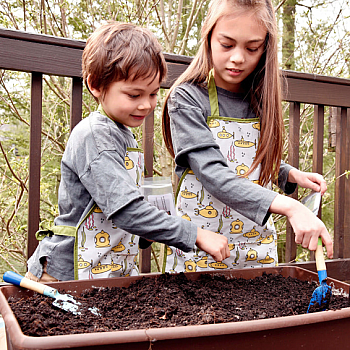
[
  {"x1": 27, "y1": 111, "x2": 197, "y2": 280},
  {"x1": 168, "y1": 83, "x2": 296, "y2": 226}
]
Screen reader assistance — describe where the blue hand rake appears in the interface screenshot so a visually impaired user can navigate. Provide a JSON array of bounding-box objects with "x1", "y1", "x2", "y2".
[{"x1": 307, "y1": 237, "x2": 332, "y2": 313}]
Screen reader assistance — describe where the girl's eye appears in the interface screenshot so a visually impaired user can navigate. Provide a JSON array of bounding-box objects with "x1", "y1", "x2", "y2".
[
  {"x1": 220, "y1": 43, "x2": 232, "y2": 49},
  {"x1": 247, "y1": 48, "x2": 259, "y2": 52},
  {"x1": 128, "y1": 94, "x2": 140, "y2": 99}
]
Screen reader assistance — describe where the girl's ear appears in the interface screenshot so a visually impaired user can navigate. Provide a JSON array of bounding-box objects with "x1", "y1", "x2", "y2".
[{"x1": 87, "y1": 75, "x2": 102, "y2": 99}]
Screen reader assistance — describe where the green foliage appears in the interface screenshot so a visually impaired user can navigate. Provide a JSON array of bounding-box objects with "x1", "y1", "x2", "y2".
[{"x1": 0, "y1": 0, "x2": 349, "y2": 277}]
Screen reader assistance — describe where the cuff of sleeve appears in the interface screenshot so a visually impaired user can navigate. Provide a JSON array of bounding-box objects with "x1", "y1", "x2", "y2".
[
  {"x1": 255, "y1": 191, "x2": 279, "y2": 226},
  {"x1": 181, "y1": 222, "x2": 197, "y2": 252},
  {"x1": 278, "y1": 163, "x2": 297, "y2": 194}
]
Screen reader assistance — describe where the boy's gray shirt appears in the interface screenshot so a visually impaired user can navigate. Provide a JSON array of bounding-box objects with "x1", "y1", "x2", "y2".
[
  {"x1": 27, "y1": 111, "x2": 197, "y2": 281},
  {"x1": 168, "y1": 83, "x2": 297, "y2": 226}
]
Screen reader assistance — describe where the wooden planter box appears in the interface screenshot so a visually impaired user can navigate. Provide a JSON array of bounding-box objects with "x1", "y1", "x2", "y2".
[{"x1": 1, "y1": 266, "x2": 349, "y2": 350}]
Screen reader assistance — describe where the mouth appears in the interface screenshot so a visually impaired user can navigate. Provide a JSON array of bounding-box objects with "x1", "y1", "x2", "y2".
[
  {"x1": 227, "y1": 68, "x2": 243, "y2": 74},
  {"x1": 131, "y1": 115, "x2": 146, "y2": 120}
]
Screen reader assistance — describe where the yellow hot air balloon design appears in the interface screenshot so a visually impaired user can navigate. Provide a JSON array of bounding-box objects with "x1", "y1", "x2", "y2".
[
  {"x1": 246, "y1": 248, "x2": 258, "y2": 261},
  {"x1": 230, "y1": 219, "x2": 244, "y2": 234},
  {"x1": 184, "y1": 259, "x2": 197, "y2": 272},
  {"x1": 95, "y1": 230, "x2": 110, "y2": 248},
  {"x1": 125, "y1": 155, "x2": 134, "y2": 170}
]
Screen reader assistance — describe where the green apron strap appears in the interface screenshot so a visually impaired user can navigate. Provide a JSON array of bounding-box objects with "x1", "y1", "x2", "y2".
[
  {"x1": 208, "y1": 69, "x2": 220, "y2": 118},
  {"x1": 36, "y1": 226, "x2": 76, "y2": 241},
  {"x1": 97, "y1": 104, "x2": 107, "y2": 117}
]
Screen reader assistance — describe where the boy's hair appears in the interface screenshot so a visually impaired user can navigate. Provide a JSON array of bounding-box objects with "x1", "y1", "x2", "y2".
[
  {"x1": 82, "y1": 21, "x2": 167, "y2": 101},
  {"x1": 162, "y1": 0, "x2": 283, "y2": 187}
]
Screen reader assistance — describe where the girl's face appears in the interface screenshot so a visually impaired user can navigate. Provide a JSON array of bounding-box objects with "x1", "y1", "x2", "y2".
[{"x1": 210, "y1": 11, "x2": 267, "y2": 93}]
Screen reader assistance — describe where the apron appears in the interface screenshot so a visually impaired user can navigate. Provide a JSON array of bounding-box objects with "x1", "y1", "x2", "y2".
[
  {"x1": 36, "y1": 110, "x2": 144, "y2": 280},
  {"x1": 163, "y1": 71, "x2": 277, "y2": 273}
]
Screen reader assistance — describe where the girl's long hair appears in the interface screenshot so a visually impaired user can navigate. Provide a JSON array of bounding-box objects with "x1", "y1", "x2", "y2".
[{"x1": 162, "y1": 0, "x2": 284, "y2": 187}]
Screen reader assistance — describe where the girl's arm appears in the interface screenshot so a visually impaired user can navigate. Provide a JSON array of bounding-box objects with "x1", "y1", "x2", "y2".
[
  {"x1": 269, "y1": 194, "x2": 333, "y2": 258},
  {"x1": 287, "y1": 168, "x2": 327, "y2": 195}
]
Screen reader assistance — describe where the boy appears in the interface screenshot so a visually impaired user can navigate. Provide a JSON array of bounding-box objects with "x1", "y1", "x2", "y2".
[{"x1": 26, "y1": 22, "x2": 229, "y2": 281}]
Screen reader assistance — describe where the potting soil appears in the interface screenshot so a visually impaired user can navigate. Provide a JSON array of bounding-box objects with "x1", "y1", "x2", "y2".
[{"x1": 7, "y1": 272, "x2": 349, "y2": 337}]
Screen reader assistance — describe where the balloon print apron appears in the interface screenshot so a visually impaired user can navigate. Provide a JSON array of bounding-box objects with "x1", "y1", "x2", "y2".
[
  {"x1": 74, "y1": 147, "x2": 144, "y2": 279},
  {"x1": 163, "y1": 72, "x2": 277, "y2": 273}
]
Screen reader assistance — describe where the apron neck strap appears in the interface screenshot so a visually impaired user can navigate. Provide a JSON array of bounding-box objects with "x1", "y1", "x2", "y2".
[
  {"x1": 97, "y1": 104, "x2": 108, "y2": 117},
  {"x1": 208, "y1": 69, "x2": 220, "y2": 118}
]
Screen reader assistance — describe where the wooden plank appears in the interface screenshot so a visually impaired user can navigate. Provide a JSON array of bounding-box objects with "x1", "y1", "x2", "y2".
[
  {"x1": 0, "y1": 36, "x2": 83, "y2": 77},
  {"x1": 334, "y1": 107, "x2": 347, "y2": 258},
  {"x1": 283, "y1": 77, "x2": 350, "y2": 108},
  {"x1": 285, "y1": 102, "x2": 300, "y2": 263},
  {"x1": 27, "y1": 73, "x2": 42, "y2": 259}
]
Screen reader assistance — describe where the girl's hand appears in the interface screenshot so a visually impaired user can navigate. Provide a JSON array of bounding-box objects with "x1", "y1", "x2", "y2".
[
  {"x1": 288, "y1": 169, "x2": 327, "y2": 195},
  {"x1": 196, "y1": 228, "x2": 230, "y2": 262},
  {"x1": 270, "y1": 194, "x2": 333, "y2": 258}
]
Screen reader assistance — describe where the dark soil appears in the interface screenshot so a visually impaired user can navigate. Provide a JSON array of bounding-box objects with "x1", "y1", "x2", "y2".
[{"x1": 8, "y1": 272, "x2": 349, "y2": 337}]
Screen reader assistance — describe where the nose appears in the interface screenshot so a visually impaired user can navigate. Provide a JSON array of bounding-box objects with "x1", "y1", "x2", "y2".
[
  {"x1": 138, "y1": 98, "x2": 152, "y2": 111},
  {"x1": 230, "y1": 48, "x2": 245, "y2": 64}
]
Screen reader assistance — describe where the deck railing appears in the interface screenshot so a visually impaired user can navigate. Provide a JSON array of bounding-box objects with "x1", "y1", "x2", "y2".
[{"x1": 1, "y1": 27, "x2": 349, "y2": 280}]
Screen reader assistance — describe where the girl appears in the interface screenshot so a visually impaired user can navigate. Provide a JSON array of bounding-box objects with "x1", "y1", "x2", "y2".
[{"x1": 162, "y1": 0, "x2": 333, "y2": 273}]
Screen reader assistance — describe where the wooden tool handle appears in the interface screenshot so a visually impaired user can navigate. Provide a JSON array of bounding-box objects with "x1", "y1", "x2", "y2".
[
  {"x1": 315, "y1": 238, "x2": 326, "y2": 271},
  {"x1": 3, "y1": 271, "x2": 48, "y2": 295}
]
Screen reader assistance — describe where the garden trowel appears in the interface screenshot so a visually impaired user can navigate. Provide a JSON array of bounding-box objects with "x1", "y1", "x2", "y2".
[{"x1": 3, "y1": 271, "x2": 100, "y2": 316}]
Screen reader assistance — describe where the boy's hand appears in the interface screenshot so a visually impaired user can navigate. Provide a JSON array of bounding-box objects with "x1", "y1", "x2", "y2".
[
  {"x1": 195, "y1": 228, "x2": 230, "y2": 262},
  {"x1": 288, "y1": 169, "x2": 327, "y2": 195}
]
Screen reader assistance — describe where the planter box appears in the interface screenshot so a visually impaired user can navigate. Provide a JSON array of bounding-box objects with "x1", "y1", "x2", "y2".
[{"x1": 1, "y1": 266, "x2": 349, "y2": 350}]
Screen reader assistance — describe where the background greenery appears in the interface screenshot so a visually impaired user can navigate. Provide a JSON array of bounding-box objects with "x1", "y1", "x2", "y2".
[{"x1": 0, "y1": 0, "x2": 349, "y2": 277}]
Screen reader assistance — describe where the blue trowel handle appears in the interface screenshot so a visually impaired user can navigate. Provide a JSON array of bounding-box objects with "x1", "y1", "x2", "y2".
[
  {"x1": 315, "y1": 238, "x2": 327, "y2": 283},
  {"x1": 3, "y1": 271, "x2": 58, "y2": 298}
]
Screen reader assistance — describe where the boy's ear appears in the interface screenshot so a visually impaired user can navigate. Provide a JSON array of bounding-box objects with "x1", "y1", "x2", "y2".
[{"x1": 87, "y1": 75, "x2": 102, "y2": 99}]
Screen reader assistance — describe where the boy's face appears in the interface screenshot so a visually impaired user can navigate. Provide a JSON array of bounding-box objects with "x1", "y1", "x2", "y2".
[{"x1": 90, "y1": 73, "x2": 160, "y2": 128}]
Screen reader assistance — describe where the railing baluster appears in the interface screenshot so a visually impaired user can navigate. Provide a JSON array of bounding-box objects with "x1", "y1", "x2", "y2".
[
  {"x1": 334, "y1": 107, "x2": 347, "y2": 258},
  {"x1": 285, "y1": 101, "x2": 300, "y2": 263},
  {"x1": 27, "y1": 72, "x2": 42, "y2": 259},
  {"x1": 70, "y1": 77, "x2": 83, "y2": 131},
  {"x1": 310, "y1": 104, "x2": 325, "y2": 260},
  {"x1": 139, "y1": 110, "x2": 155, "y2": 274}
]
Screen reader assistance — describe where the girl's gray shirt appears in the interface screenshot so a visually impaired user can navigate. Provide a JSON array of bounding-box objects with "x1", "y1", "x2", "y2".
[
  {"x1": 27, "y1": 111, "x2": 197, "y2": 281},
  {"x1": 168, "y1": 83, "x2": 297, "y2": 226}
]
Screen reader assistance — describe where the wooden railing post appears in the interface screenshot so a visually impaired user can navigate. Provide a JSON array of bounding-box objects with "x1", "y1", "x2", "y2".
[
  {"x1": 285, "y1": 101, "x2": 300, "y2": 263},
  {"x1": 27, "y1": 72, "x2": 42, "y2": 260},
  {"x1": 139, "y1": 110, "x2": 155, "y2": 273},
  {"x1": 334, "y1": 107, "x2": 348, "y2": 258},
  {"x1": 310, "y1": 104, "x2": 325, "y2": 260},
  {"x1": 70, "y1": 77, "x2": 83, "y2": 131}
]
